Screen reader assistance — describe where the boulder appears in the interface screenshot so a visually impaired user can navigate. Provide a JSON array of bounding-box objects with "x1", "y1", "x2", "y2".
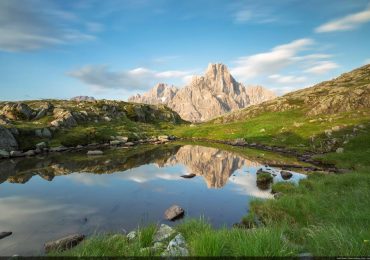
[
  {"x1": 232, "y1": 138, "x2": 247, "y2": 146},
  {"x1": 0, "y1": 126, "x2": 18, "y2": 152},
  {"x1": 164, "y1": 205, "x2": 184, "y2": 221},
  {"x1": 125, "y1": 142, "x2": 134, "y2": 146},
  {"x1": 116, "y1": 136, "x2": 128, "y2": 143},
  {"x1": 50, "y1": 146, "x2": 68, "y2": 152},
  {"x1": 24, "y1": 150, "x2": 36, "y2": 156},
  {"x1": 87, "y1": 150, "x2": 103, "y2": 155},
  {"x1": 36, "y1": 142, "x2": 48, "y2": 150},
  {"x1": 153, "y1": 224, "x2": 175, "y2": 243},
  {"x1": 35, "y1": 129, "x2": 43, "y2": 137},
  {"x1": 158, "y1": 135, "x2": 169, "y2": 141},
  {"x1": 42, "y1": 128, "x2": 52, "y2": 138},
  {"x1": 10, "y1": 151, "x2": 24, "y2": 157},
  {"x1": 110, "y1": 140, "x2": 122, "y2": 146},
  {"x1": 44, "y1": 233, "x2": 85, "y2": 253},
  {"x1": 280, "y1": 170, "x2": 293, "y2": 180},
  {"x1": 0, "y1": 149, "x2": 10, "y2": 158},
  {"x1": 34, "y1": 108, "x2": 47, "y2": 120},
  {"x1": 162, "y1": 234, "x2": 188, "y2": 257},
  {"x1": 336, "y1": 147, "x2": 344, "y2": 153},
  {"x1": 51, "y1": 109, "x2": 77, "y2": 128},
  {"x1": 127, "y1": 231, "x2": 137, "y2": 241}
]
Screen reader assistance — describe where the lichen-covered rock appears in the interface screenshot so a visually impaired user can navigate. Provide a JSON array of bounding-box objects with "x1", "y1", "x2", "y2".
[
  {"x1": 152, "y1": 224, "x2": 175, "y2": 243},
  {"x1": 162, "y1": 234, "x2": 189, "y2": 257}
]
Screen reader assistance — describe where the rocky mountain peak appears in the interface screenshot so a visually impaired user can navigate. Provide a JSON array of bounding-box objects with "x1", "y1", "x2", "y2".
[{"x1": 128, "y1": 63, "x2": 276, "y2": 122}]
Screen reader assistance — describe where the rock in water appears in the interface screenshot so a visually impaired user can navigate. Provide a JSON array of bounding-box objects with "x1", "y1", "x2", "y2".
[
  {"x1": 44, "y1": 234, "x2": 85, "y2": 253},
  {"x1": 0, "y1": 232, "x2": 12, "y2": 240},
  {"x1": 280, "y1": 170, "x2": 293, "y2": 180},
  {"x1": 164, "y1": 205, "x2": 184, "y2": 220},
  {"x1": 0, "y1": 126, "x2": 18, "y2": 151},
  {"x1": 180, "y1": 173, "x2": 196, "y2": 179},
  {"x1": 87, "y1": 150, "x2": 103, "y2": 155}
]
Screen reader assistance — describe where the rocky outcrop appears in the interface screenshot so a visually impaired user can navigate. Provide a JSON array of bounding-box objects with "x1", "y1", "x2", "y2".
[
  {"x1": 0, "y1": 103, "x2": 34, "y2": 120},
  {"x1": 0, "y1": 126, "x2": 18, "y2": 152},
  {"x1": 129, "y1": 63, "x2": 276, "y2": 122},
  {"x1": 44, "y1": 233, "x2": 85, "y2": 253}
]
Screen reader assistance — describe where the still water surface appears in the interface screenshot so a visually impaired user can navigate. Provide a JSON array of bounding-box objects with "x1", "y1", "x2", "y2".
[{"x1": 0, "y1": 144, "x2": 306, "y2": 255}]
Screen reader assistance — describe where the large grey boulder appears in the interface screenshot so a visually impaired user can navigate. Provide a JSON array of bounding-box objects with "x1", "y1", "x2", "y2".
[
  {"x1": 44, "y1": 233, "x2": 85, "y2": 253},
  {"x1": 0, "y1": 126, "x2": 18, "y2": 152}
]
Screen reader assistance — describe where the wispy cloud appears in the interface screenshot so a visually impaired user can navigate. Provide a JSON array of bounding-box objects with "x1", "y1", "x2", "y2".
[
  {"x1": 268, "y1": 74, "x2": 307, "y2": 84},
  {"x1": 304, "y1": 61, "x2": 339, "y2": 74},
  {"x1": 315, "y1": 6, "x2": 370, "y2": 33},
  {"x1": 0, "y1": 0, "x2": 98, "y2": 52},
  {"x1": 230, "y1": 38, "x2": 314, "y2": 81},
  {"x1": 68, "y1": 65, "x2": 192, "y2": 90},
  {"x1": 232, "y1": 3, "x2": 277, "y2": 24}
]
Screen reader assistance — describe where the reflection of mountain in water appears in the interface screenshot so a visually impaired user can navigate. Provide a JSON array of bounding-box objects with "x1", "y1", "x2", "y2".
[
  {"x1": 166, "y1": 145, "x2": 260, "y2": 188},
  {"x1": 0, "y1": 144, "x2": 263, "y2": 188}
]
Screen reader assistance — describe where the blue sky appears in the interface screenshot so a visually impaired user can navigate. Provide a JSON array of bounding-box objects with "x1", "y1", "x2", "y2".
[{"x1": 0, "y1": 0, "x2": 370, "y2": 101}]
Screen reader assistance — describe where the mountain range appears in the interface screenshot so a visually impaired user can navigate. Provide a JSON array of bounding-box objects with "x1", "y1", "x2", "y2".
[{"x1": 129, "y1": 63, "x2": 276, "y2": 122}]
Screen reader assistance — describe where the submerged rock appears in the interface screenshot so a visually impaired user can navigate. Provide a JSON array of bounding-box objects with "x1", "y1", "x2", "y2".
[
  {"x1": 44, "y1": 233, "x2": 85, "y2": 253},
  {"x1": 180, "y1": 173, "x2": 196, "y2": 179},
  {"x1": 0, "y1": 231, "x2": 12, "y2": 240},
  {"x1": 164, "y1": 205, "x2": 184, "y2": 221},
  {"x1": 280, "y1": 170, "x2": 293, "y2": 180}
]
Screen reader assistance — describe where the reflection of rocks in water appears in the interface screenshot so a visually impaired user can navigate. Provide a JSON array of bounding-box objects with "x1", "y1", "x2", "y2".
[
  {"x1": 0, "y1": 145, "x2": 181, "y2": 184},
  {"x1": 166, "y1": 145, "x2": 260, "y2": 188}
]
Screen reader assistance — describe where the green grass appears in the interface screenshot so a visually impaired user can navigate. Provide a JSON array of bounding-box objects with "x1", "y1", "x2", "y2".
[
  {"x1": 50, "y1": 224, "x2": 158, "y2": 257},
  {"x1": 171, "y1": 109, "x2": 370, "y2": 154}
]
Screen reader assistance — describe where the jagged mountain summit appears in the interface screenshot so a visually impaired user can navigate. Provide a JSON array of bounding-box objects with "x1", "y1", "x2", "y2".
[{"x1": 128, "y1": 63, "x2": 276, "y2": 122}]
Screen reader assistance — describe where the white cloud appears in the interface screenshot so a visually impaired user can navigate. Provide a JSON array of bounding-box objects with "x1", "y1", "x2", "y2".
[
  {"x1": 68, "y1": 65, "x2": 193, "y2": 90},
  {"x1": 230, "y1": 38, "x2": 314, "y2": 81},
  {"x1": 269, "y1": 74, "x2": 307, "y2": 84},
  {"x1": 315, "y1": 6, "x2": 370, "y2": 33},
  {"x1": 0, "y1": 0, "x2": 97, "y2": 52},
  {"x1": 234, "y1": 9, "x2": 253, "y2": 23},
  {"x1": 304, "y1": 61, "x2": 339, "y2": 74}
]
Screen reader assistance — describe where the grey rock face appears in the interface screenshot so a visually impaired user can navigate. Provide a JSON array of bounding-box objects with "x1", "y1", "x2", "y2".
[
  {"x1": 1, "y1": 103, "x2": 34, "y2": 120},
  {"x1": 0, "y1": 126, "x2": 18, "y2": 152},
  {"x1": 129, "y1": 63, "x2": 276, "y2": 122},
  {"x1": 87, "y1": 150, "x2": 103, "y2": 155}
]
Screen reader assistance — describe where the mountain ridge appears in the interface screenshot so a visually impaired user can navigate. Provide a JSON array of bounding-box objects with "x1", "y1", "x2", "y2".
[{"x1": 129, "y1": 63, "x2": 276, "y2": 122}]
